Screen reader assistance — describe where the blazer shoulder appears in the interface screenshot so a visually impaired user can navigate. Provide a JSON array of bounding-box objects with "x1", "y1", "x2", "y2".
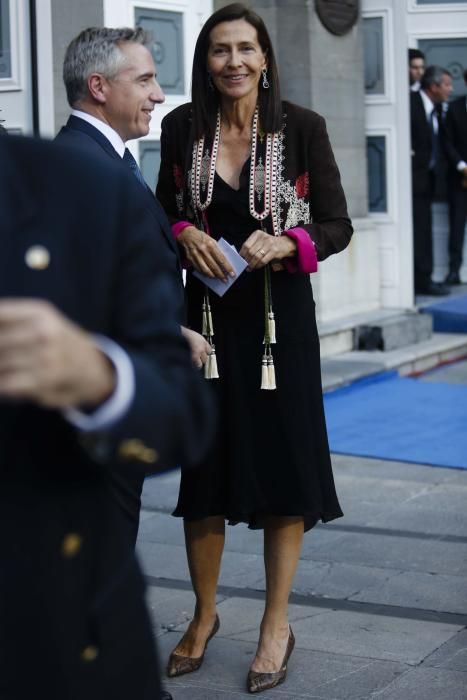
[
  {"x1": 450, "y1": 96, "x2": 466, "y2": 114},
  {"x1": 282, "y1": 101, "x2": 325, "y2": 131},
  {"x1": 161, "y1": 102, "x2": 192, "y2": 129},
  {"x1": 410, "y1": 90, "x2": 421, "y2": 108}
]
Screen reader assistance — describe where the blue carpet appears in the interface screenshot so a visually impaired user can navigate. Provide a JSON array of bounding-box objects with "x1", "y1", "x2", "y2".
[
  {"x1": 422, "y1": 294, "x2": 467, "y2": 333},
  {"x1": 324, "y1": 371, "x2": 467, "y2": 469}
]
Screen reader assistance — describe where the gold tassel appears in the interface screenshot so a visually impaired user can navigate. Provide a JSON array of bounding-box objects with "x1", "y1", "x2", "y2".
[
  {"x1": 268, "y1": 311, "x2": 276, "y2": 344},
  {"x1": 204, "y1": 347, "x2": 219, "y2": 380},
  {"x1": 204, "y1": 353, "x2": 211, "y2": 379},
  {"x1": 202, "y1": 301, "x2": 208, "y2": 335},
  {"x1": 208, "y1": 347, "x2": 219, "y2": 379},
  {"x1": 207, "y1": 309, "x2": 213, "y2": 336},
  {"x1": 261, "y1": 354, "x2": 269, "y2": 389},
  {"x1": 267, "y1": 355, "x2": 276, "y2": 390}
]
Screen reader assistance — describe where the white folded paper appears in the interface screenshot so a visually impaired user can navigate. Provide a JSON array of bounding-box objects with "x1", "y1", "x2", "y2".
[{"x1": 193, "y1": 237, "x2": 248, "y2": 297}]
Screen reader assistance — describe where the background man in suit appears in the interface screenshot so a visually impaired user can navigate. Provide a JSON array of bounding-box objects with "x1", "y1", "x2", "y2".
[
  {"x1": 443, "y1": 68, "x2": 467, "y2": 285},
  {"x1": 409, "y1": 48, "x2": 425, "y2": 92},
  {"x1": 0, "y1": 135, "x2": 214, "y2": 699},
  {"x1": 56, "y1": 27, "x2": 218, "y2": 545},
  {"x1": 410, "y1": 65, "x2": 453, "y2": 296}
]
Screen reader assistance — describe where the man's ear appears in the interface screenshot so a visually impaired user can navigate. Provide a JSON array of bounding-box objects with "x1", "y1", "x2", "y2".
[{"x1": 88, "y1": 73, "x2": 107, "y2": 104}]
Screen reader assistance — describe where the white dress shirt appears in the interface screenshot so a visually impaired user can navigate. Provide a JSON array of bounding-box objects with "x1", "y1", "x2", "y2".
[{"x1": 419, "y1": 89, "x2": 438, "y2": 134}]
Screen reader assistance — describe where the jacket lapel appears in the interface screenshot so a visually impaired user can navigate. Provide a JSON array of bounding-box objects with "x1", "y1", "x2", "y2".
[{"x1": 63, "y1": 117, "x2": 180, "y2": 259}]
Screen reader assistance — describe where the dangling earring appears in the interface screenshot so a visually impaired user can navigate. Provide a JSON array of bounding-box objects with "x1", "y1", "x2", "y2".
[
  {"x1": 207, "y1": 72, "x2": 214, "y2": 90},
  {"x1": 262, "y1": 68, "x2": 270, "y2": 89}
]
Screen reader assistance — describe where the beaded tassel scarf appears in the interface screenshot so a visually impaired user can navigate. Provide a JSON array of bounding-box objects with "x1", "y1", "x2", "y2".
[{"x1": 191, "y1": 106, "x2": 280, "y2": 389}]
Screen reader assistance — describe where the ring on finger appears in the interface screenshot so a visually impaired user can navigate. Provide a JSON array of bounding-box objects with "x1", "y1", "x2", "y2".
[{"x1": 259, "y1": 248, "x2": 266, "y2": 257}]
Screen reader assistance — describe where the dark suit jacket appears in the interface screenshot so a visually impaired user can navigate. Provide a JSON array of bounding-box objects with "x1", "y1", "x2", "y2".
[
  {"x1": 443, "y1": 95, "x2": 467, "y2": 182},
  {"x1": 0, "y1": 135, "x2": 213, "y2": 700},
  {"x1": 55, "y1": 115, "x2": 188, "y2": 532},
  {"x1": 56, "y1": 115, "x2": 183, "y2": 295},
  {"x1": 410, "y1": 90, "x2": 435, "y2": 196}
]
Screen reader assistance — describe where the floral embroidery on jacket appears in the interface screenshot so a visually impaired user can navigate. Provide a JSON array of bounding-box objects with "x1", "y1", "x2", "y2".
[
  {"x1": 173, "y1": 164, "x2": 184, "y2": 190},
  {"x1": 275, "y1": 126, "x2": 311, "y2": 231},
  {"x1": 173, "y1": 164, "x2": 186, "y2": 216},
  {"x1": 295, "y1": 172, "x2": 309, "y2": 199},
  {"x1": 280, "y1": 180, "x2": 311, "y2": 230}
]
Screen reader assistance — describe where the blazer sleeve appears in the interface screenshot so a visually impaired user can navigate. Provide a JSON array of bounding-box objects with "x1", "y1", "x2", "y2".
[
  {"x1": 156, "y1": 111, "x2": 190, "y2": 227},
  {"x1": 90, "y1": 167, "x2": 214, "y2": 472},
  {"x1": 290, "y1": 113, "x2": 353, "y2": 262}
]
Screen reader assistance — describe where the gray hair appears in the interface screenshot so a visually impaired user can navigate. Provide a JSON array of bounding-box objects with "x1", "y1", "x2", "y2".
[
  {"x1": 63, "y1": 27, "x2": 151, "y2": 107},
  {"x1": 421, "y1": 65, "x2": 452, "y2": 91}
]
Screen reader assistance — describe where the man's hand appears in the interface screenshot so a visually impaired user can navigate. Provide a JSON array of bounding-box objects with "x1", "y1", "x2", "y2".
[
  {"x1": 181, "y1": 326, "x2": 211, "y2": 369},
  {"x1": 0, "y1": 299, "x2": 115, "y2": 409}
]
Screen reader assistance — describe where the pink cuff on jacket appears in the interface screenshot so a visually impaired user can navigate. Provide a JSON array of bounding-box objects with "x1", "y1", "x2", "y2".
[
  {"x1": 171, "y1": 221, "x2": 193, "y2": 238},
  {"x1": 282, "y1": 227, "x2": 318, "y2": 274}
]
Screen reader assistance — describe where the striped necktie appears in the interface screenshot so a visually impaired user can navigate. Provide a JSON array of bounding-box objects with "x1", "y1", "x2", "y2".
[{"x1": 123, "y1": 148, "x2": 147, "y2": 188}]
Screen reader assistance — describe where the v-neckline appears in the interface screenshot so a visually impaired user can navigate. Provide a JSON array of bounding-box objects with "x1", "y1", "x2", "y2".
[{"x1": 215, "y1": 157, "x2": 251, "y2": 193}]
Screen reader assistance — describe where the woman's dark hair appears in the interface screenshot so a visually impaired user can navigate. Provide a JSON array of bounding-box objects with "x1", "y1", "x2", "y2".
[{"x1": 191, "y1": 3, "x2": 282, "y2": 138}]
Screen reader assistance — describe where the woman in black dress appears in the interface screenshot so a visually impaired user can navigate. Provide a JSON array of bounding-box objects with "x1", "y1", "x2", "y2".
[{"x1": 156, "y1": 3, "x2": 353, "y2": 693}]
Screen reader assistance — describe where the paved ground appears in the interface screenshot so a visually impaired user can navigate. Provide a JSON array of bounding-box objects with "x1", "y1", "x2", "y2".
[{"x1": 137, "y1": 359, "x2": 467, "y2": 699}]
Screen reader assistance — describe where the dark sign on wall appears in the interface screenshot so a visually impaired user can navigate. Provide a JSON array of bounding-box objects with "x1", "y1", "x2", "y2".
[{"x1": 315, "y1": 0, "x2": 359, "y2": 37}]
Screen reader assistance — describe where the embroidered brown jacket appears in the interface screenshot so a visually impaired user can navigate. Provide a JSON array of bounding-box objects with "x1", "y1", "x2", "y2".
[{"x1": 157, "y1": 100, "x2": 353, "y2": 265}]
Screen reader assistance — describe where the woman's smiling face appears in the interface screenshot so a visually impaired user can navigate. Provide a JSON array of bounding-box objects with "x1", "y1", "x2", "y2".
[{"x1": 207, "y1": 19, "x2": 267, "y2": 104}]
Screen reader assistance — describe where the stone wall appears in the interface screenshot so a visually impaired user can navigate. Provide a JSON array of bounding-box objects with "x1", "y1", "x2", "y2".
[{"x1": 51, "y1": 0, "x2": 104, "y2": 133}]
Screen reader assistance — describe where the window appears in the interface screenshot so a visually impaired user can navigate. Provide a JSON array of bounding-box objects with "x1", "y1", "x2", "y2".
[
  {"x1": 139, "y1": 140, "x2": 161, "y2": 191},
  {"x1": 363, "y1": 16, "x2": 385, "y2": 96},
  {"x1": 418, "y1": 37, "x2": 467, "y2": 99},
  {"x1": 135, "y1": 8, "x2": 185, "y2": 95},
  {"x1": 417, "y1": 0, "x2": 466, "y2": 4},
  {"x1": 367, "y1": 136, "x2": 387, "y2": 213},
  {"x1": 0, "y1": 0, "x2": 11, "y2": 79}
]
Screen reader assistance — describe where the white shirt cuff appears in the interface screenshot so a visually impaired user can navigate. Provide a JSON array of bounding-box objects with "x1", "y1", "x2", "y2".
[
  {"x1": 63, "y1": 335, "x2": 135, "y2": 432},
  {"x1": 457, "y1": 161, "x2": 467, "y2": 172}
]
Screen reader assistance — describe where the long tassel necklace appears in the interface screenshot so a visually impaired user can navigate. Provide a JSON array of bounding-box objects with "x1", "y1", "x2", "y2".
[
  {"x1": 249, "y1": 108, "x2": 279, "y2": 390},
  {"x1": 191, "y1": 110, "x2": 222, "y2": 380},
  {"x1": 191, "y1": 106, "x2": 280, "y2": 389}
]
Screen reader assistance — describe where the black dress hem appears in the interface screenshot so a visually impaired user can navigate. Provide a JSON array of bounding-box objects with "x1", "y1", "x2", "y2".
[{"x1": 172, "y1": 507, "x2": 344, "y2": 533}]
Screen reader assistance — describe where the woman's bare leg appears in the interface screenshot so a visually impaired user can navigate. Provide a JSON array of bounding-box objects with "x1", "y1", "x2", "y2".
[
  {"x1": 171, "y1": 515, "x2": 225, "y2": 657},
  {"x1": 250, "y1": 516, "x2": 304, "y2": 673}
]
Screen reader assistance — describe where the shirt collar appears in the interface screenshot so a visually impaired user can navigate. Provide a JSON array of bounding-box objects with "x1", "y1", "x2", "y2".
[
  {"x1": 71, "y1": 109, "x2": 126, "y2": 157},
  {"x1": 419, "y1": 90, "x2": 435, "y2": 119}
]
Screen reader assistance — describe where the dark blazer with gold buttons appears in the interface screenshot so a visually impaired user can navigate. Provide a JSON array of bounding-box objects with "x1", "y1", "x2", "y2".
[{"x1": 0, "y1": 135, "x2": 213, "y2": 700}]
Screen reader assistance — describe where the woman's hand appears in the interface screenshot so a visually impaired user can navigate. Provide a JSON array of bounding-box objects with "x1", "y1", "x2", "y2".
[
  {"x1": 178, "y1": 226, "x2": 236, "y2": 281},
  {"x1": 240, "y1": 230, "x2": 297, "y2": 271}
]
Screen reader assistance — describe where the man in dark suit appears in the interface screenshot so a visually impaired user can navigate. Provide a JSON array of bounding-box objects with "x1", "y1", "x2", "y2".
[
  {"x1": 410, "y1": 65, "x2": 453, "y2": 296},
  {"x1": 0, "y1": 135, "x2": 213, "y2": 699},
  {"x1": 55, "y1": 27, "x2": 215, "y2": 545},
  {"x1": 56, "y1": 26, "x2": 216, "y2": 363},
  {"x1": 443, "y1": 68, "x2": 467, "y2": 285}
]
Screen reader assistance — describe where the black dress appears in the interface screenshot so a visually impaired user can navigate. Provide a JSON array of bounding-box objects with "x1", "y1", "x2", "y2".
[{"x1": 173, "y1": 162, "x2": 343, "y2": 531}]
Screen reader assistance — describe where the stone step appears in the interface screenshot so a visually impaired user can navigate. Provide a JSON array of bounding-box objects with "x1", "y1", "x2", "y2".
[
  {"x1": 354, "y1": 312, "x2": 432, "y2": 352},
  {"x1": 321, "y1": 332, "x2": 467, "y2": 392},
  {"x1": 318, "y1": 308, "x2": 432, "y2": 358}
]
